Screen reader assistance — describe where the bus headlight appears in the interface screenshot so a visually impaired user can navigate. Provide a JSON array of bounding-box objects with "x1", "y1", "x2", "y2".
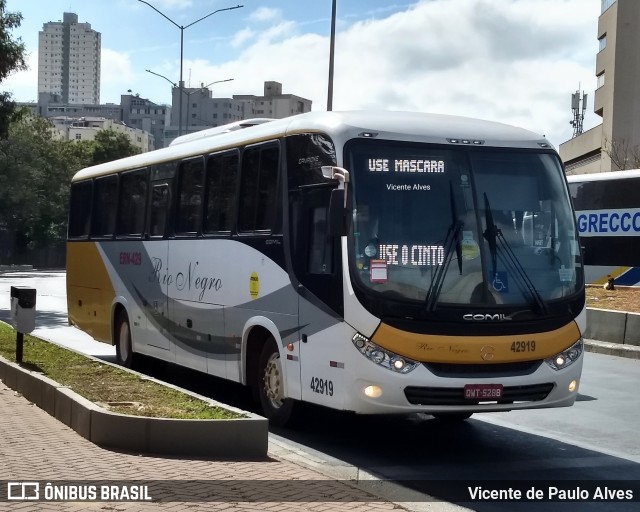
[
  {"x1": 544, "y1": 338, "x2": 583, "y2": 371},
  {"x1": 352, "y1": 333, "x2": 420, "y2": 374}
]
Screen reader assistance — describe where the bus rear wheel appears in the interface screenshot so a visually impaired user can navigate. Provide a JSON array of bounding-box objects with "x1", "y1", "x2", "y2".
[
  {"x1": 115, "y1": 312, "x2": 135, "y2": 368},
  {"x1": 258, "y1": 339, "x2": 294, "y2": 426}
]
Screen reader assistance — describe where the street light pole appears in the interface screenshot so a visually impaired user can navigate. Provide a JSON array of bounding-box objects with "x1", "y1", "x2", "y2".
[
  {"x1": 138, "y1": 0, "x2": 243, "y2": 135},
  {"x1": 327, "y1": 0, "x2": 336, "y2": 111}
]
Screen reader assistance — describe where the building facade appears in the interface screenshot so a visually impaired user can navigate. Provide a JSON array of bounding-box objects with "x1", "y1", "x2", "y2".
[
  {"x1": 234, "y1": 81, "x2": 312, "y2": 119},
  {"x1": 50, "y1": 116, "x2": 151, "y2": 153},
  {"x1": 560, "y1": 0, "x2": 640, "y2": 174},
  {"x1": 38, "y1": 12, "x2": 101, "y2": 105},
  {"x1": 120, "y1": 94, "x2": 170, "y2": 150},
  {"x1": 171, "y1": 84, "x2": 247, "y2": 137},
  {"x1": 164, "y1": 81, "x2": 312, "y2": 145},
  {"x1": 18, "y1": 93, "x2": 120, "y2": 120}
]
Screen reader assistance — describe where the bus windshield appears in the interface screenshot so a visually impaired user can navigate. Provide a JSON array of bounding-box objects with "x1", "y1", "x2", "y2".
[{"x1": 347, "y1": 140, "x2": 582, "y2": 309}]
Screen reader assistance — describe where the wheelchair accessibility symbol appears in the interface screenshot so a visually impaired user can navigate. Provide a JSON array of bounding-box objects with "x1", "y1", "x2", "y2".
[{"x1": 491, "y1": 271, "x2": 509, "y2": 293}]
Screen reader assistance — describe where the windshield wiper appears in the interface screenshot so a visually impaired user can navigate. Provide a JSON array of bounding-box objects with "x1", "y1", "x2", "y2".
[
  {"x1": 482, "y1": 193, "x2": 548, "y2": 314},
  {"x1": 426, "y1": 182, "x2": 463, "y2": 312}
]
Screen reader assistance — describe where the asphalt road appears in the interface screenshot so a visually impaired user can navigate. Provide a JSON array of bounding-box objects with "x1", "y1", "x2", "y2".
[{"x1": 1, "y1": 270, "x2": 639, "y2": 512}]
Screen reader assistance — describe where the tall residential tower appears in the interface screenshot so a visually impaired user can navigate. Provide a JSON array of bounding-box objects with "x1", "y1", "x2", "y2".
[
  {"x1": 560, "y1": 0, "x2": 640, "y2": 174},
  {"x1": 38, "y1": 12, "x2": 101, "y2": 105}
]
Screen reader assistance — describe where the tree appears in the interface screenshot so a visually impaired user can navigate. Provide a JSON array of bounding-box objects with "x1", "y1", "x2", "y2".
[
  {"x1": 0, "y1": 0, "x2": 28, "y2": 138},
  {"x1": 92, "y1": 128, "x2": 140, "y2": 165},
  {"x1": 0, "y1": 115, "x2": 90, "y2": 261},
  {"x1": 602, "y1": 137, "x2": 640, "y2": 171}
]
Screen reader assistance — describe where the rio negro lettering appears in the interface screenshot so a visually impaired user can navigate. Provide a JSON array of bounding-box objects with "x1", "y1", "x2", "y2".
[{"x1": 149, "y1": 258, "x2": 222, "y2": 301}]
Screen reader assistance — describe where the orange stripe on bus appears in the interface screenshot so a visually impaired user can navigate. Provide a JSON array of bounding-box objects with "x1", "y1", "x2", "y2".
[{"x1": 371, "y1": 321, "x2": 581, "y2": 364}]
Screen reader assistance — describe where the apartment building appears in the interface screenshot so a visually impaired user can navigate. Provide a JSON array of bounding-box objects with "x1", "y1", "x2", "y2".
[
  {"x1": 50, "y1": 116, "x2": 151, "y2": 153},
  {"x1": 121, "y1": 94, "x2": 170, "y2": 150},
  {"x1": 38, "y1": 12, "x2": 101, "y2": 105},
  {"x1": 234, "y1": 81, "x2": 312, "y2": 119},
  {"x1": 163, "y1": 81, "x2": 312, "y2": 145},
  {"x1": 560, "y1": 0, "x2": 640, "y2": 174}
]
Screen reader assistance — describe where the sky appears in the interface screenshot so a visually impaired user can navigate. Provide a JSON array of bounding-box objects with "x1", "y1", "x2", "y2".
[{"x1": 3, "y1": 0, "x2": 602, "y2": 149}]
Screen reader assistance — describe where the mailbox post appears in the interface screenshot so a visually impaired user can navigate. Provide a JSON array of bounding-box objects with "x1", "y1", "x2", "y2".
[{"x1": 10, "y1": 286, "x2": 36, "y2": 363}]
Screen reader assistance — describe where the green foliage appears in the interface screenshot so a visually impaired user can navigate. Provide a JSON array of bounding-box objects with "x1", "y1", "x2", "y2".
[
  {"x1": 92, "y1": 128, "x2": 140, "y2": 165},
  {"x1": 0, "y1": 115, "x2": 89, "y2": 252},
  {"x1": 0, "y1": 0, "x2": 28, "y2": 139},
  {"x1": 0, "y1": 114, "x2": 145, "y2": 260}
]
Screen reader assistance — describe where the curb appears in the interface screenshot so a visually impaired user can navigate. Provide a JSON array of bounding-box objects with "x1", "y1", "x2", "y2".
[
  {"x1": 0, "y1": 354, "x2": 268, "y2": 458},
  {"x1": 0, "y1": 265, "x2": 34, "y2": 272},
  {"x1": 584, "y1": 339, "x2": 640, "y2": 359}
]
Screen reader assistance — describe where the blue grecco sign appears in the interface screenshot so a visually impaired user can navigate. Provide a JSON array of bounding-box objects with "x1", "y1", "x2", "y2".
[{"x1": 575, "y1": 209, "x2": 640, "y2": 237}]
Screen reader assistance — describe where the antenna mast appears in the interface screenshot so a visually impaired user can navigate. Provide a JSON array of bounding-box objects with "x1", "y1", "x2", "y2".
[{"x1": 570, "y1": 89, "x2": 588, "y2": 138}]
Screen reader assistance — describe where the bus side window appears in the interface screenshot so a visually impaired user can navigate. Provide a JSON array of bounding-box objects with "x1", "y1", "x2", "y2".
[
  {"x1": 68, "y1": 180, "x2": 93, "y2": 238},
  {"x1": 238, "y1": 144, "x2": 279, "y2": 232},
  {"x1": 149, "y1": 184, "x2": 171, "y2": 237},
  {"x1": 117, "y1": 168, "x2": 148, "y2": 237},
  {"x1": 91, "y1": 175, "x2": 118, "y2": 238},
  {"x1": 176, "y1": 157, "x2": 204, "y2": 235},
  {"x1": 308, "y1": 206, "x2": 333, "y2": 274},
  {"x1": 204, "y1": 151, "x2": 238, "y2": 233}
]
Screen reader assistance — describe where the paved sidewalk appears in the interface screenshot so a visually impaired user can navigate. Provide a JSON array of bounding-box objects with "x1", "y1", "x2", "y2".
[{"x1": 0, "y1": 384, "x2": 412, "y2": 511}]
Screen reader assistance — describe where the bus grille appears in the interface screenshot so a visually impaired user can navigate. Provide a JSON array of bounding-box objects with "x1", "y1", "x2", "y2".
[
  {"x1": 404, "y1": 383, "x2": 554, "y2": 405},
  {"x1": 423, "y1": 361, "x2": 542, "y2": 378}
]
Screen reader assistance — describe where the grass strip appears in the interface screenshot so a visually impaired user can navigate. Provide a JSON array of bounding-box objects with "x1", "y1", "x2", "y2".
[{"x1": 0, "y1": 323, "x2": 243, "y2": 420}]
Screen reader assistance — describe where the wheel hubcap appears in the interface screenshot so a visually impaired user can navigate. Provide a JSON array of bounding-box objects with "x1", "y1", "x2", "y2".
[{"x1": 263, "y1": 353, "x2": 284, "y2": 409}]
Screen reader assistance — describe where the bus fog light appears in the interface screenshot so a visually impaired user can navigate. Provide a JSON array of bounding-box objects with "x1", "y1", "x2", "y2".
[
  {"x1": 364, "y1": 385, "x2": 382, "y2": 398},
  {"x1": 568, "y1": 380, "x2": 578, "y2": 392},
  {"x1": 352, "y1": 332, "x2": 419, "y2": 374},
  {"x1": 545, "y1": 338, "x2": 583, "y2": 371}
]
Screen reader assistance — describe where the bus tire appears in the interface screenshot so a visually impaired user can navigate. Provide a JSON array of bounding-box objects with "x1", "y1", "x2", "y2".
[
  {"x1": 432, "y1": 412, "x2": 473, "y2": 421},
  {"x1": 115, "y1": 311, "x2": 135, "y2": 368},
  {"x1": 258, "y1": 339, "x2": 294, "y2": 426}
]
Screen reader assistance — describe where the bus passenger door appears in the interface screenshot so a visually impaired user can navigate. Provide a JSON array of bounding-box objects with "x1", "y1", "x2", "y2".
[
  {"x1": 142, "y1": 181, "x2": 173, "y2": 357},
  {"x1": 292, "y1": 186, "x2": 345, "y2": 408}
]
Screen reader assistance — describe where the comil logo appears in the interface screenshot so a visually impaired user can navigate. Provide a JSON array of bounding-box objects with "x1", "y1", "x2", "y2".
[
  {"x1": 463, "y1": 313, "x2": 513, "y2": 321},
  {"x1": 7, "y1": 482, "x2": 39, "y2": 500}
]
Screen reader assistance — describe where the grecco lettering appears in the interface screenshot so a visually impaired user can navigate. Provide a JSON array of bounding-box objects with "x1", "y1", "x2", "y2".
[{"x1": 576, "y1": 209, "x2": 640, "y2": 237}]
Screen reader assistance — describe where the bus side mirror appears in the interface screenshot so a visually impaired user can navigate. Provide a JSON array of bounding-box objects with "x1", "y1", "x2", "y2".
[{"x1": 328, "y1": 189, "x2": 346, "y2": 236}]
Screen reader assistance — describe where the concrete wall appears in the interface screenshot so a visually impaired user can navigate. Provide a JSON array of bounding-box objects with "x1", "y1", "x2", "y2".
[{"x1": 585, "y1": 308, "x2": 640, "y2": 345}]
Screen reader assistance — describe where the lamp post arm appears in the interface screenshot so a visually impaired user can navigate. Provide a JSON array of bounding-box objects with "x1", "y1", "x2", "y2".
[
  {"x1": 137, "y1": 0, "x2": 181, "y2": 29},
  {"x1": 202, "y1": 78, "x2": 234, "y2": 89},
  {"x1": 145, "y1": 69, "x2": 176, "y2": 87},
  {"x1": 184, "y1": 5, "x2": 243, "y2": 29}
]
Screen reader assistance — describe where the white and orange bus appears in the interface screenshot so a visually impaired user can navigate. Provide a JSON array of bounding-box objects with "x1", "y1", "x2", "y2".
[{"x1": 67, "y1": 111, "x2": 585, "y2": 425}]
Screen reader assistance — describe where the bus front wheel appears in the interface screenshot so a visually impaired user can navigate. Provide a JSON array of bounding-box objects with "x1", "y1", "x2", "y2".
[
  {"x1": 115, "y1": 312, "x2": 135, "y2": 368},
  {"x1": 258, "y1": 339, "x2": 294, "y2": 426}
]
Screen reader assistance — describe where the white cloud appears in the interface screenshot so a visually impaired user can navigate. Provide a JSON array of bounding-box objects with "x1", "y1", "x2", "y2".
[
  {"x1": 2, "y1": 51, "x2": 38, "y2": 102},
  {"x1": 248, "y1": 7, "x2": 282, "y2": 24},
  {"x1": 6, "y1": 0, "x2": 602, "y2": 150},
  {"x1": 191, "y1": 0, "x2": 600, "y2": 148},
  {"x1": 231, "y1": 27, "x2": 255, "y2": 48},
  {"x1": 100, "y1": 48, "x2": 136, "y2": 102},
  {"x1": 147, "y1": 0, "x2": 193, "y2": 9}
]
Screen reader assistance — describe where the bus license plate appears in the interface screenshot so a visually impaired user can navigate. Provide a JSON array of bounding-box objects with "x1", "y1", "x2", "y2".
[{"x1": 464, "y1": 384, "x2": 503, "y2": 400}]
